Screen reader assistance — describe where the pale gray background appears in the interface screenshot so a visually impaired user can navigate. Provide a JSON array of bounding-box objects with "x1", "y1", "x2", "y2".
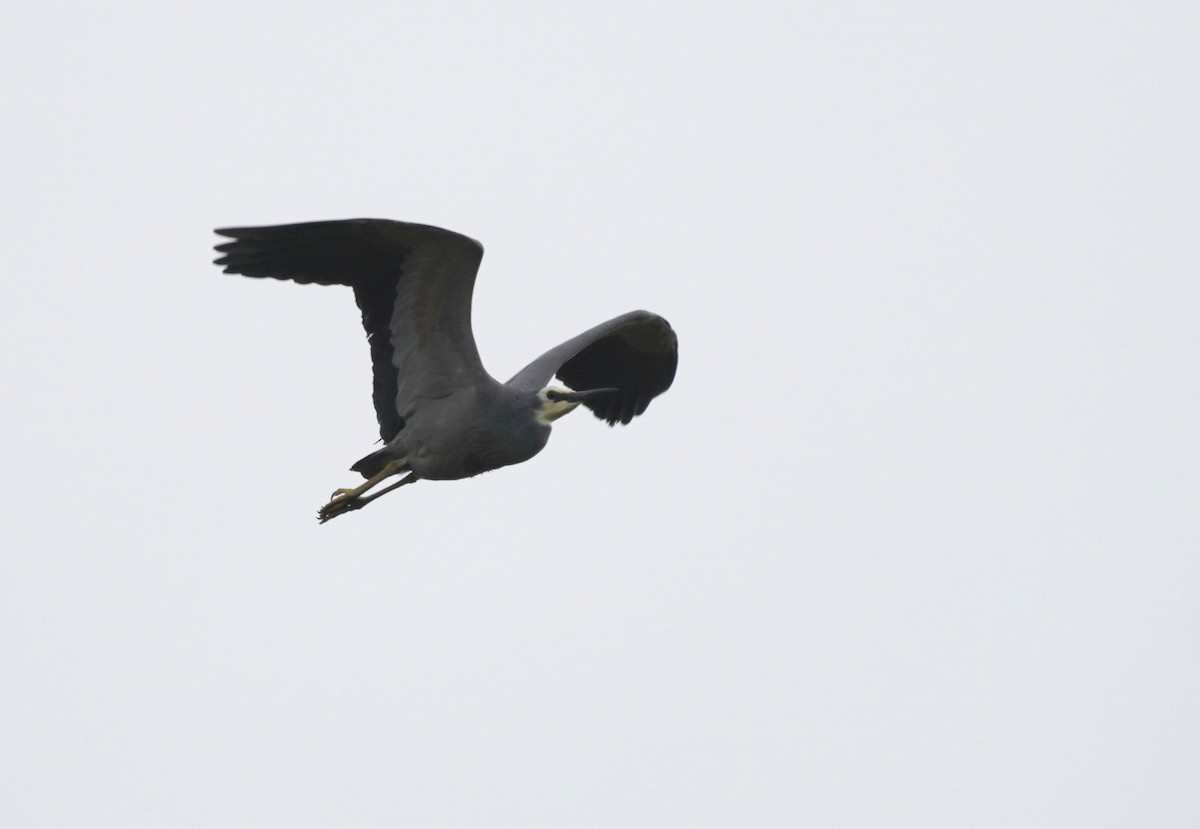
[{"x1": 3, "y1": 1, "x2": 1198, "y2": 826}]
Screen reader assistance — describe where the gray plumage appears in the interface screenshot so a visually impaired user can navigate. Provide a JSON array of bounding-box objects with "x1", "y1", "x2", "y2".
[{"x1": 212, "y1": 219, "x2": 678, "y2": 522}]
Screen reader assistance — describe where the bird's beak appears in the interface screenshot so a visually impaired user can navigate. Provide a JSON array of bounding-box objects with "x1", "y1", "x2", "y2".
[
  {"x1": 539, "y1": 387, "x2": 620, "y2": 424},
  {"x1": 547, "y1": 387, "x2": 619, "y2": 403}
]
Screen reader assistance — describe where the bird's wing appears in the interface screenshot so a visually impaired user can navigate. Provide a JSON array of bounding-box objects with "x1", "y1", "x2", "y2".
[
  {"x1": 214, "y1": 219, "x2": 490, "y2": 442},
  {"x1": 507, "y1": 310, "x2": 678, "y2": 425}
]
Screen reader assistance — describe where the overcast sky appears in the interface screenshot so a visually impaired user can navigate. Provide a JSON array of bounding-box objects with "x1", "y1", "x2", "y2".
[{"x1": 3, "y1": 1, "x2": 1198, "y2": 826}]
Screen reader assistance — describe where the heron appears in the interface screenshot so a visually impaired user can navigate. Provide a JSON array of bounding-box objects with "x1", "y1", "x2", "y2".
[{"x1": 212, "y1": 219, "x2": 678, "y2": 522}]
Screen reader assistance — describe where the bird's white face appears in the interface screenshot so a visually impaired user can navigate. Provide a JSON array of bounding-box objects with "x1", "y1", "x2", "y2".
[{"x1": 535, "y1": 386, "x2": 582, "y2": 424}]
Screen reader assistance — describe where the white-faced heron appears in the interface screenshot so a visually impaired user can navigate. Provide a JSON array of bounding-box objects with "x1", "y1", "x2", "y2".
[{"x1": 212, "y1": 219, "x2": 678, "y2": 522}]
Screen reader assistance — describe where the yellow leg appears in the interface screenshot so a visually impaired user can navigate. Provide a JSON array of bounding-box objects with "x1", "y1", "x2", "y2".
[
  {"x1": 327, "y1": 458, "x2": 408, "y2": 501},
  {"x1": 318, "y1": 458, "x2": 411, "y2": 523}
]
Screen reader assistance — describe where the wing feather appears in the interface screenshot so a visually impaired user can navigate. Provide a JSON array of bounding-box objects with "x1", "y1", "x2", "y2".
[
  {"x1": 213, "y1": 219, "x2": 489, "y2": 442},
  {"x1": 507, "y1": 310, "x2": 677, "y2": 425}
]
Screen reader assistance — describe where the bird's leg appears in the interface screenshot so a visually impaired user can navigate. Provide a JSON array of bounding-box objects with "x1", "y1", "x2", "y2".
[
  {"x1": 330, "y1": 458, "x2": 409, "y2": 501},
  {"x1": 317, "y1": 458, "x2": 408, "y2": 519},
  {"x1": 318, "y1": 471, "x2": 419, "y2": 524},
  {"x1": 351, "y1": 472, "x2": 418, "y2": 507}
]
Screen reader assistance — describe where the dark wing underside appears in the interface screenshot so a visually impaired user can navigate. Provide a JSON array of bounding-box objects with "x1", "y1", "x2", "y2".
[
  {"x1": 507, "y1": 310, "x2": 678, "y2": 425},
  {"x1": 214, "y1": 219, "x2": 489, "y2": 443}
]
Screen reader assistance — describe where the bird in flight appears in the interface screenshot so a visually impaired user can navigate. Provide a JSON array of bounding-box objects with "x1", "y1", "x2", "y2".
[{"x1": 212, "y1": 219, "x2": 678, "y2": 522}]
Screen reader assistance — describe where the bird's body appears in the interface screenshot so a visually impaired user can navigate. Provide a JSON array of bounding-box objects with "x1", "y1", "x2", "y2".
[
  {"x1": 212, "y1": 218, "x2": 677, "y2": 521},
  {"x1": 358, "y1": 381, "x2": 549, "y2": 481}
]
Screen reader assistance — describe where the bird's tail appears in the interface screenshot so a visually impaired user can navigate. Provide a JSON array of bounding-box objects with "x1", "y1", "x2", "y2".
[{"x1": 350, "y1": 447, "x2": 408, "y2": 479}]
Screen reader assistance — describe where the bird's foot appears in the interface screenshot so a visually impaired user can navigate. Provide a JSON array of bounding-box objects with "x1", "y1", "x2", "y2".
[
  {"x1": 318, "y1": 490, "x2": 364, "y2": 523},
  {"x1": 316, "y1": 467, "x2": 418, "y2": 523}
]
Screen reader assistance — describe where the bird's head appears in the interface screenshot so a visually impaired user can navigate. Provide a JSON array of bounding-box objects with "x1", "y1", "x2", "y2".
[{"x1": 535, "y1": 386, "x2": 619, "y2": 424}]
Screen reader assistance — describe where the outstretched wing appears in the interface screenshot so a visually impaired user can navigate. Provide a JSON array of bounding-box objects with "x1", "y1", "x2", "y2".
[
  {"x1": 508, "y1": 310, "x2": 677, "y2": 425},
  {"x1": 214, "y1": 219, "x2": 490, "y2": 442}
]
